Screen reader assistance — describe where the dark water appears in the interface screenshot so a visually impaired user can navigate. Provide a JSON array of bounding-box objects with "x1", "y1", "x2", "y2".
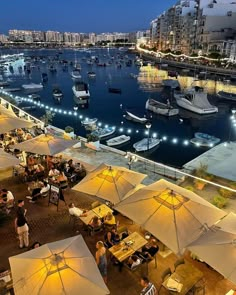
[{"x1": 1, "y1": 48, "x2": 235, "y2": 168}]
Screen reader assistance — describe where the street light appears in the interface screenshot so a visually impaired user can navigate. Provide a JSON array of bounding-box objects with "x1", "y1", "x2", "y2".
[
  {"x1": 73, "y1": 105, "x2": 78, "y2": 135},
  {"x1": 125, "y1": 152, "x2": 138, "y2": 170},
  {"x1": 145, "y1": 121, "x2": 152, "y2": 151}
]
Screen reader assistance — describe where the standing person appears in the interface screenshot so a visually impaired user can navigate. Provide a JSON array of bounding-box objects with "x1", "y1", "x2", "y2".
[
  {"x1": 95, "y1": 241, "x2": 107, "y2": 284},
  {"x1": 140, "y1": 277, "x2": 157, "y2": 295},
  {"x1": 15, "y1": 200, "x2": 29, "y2": 249}
]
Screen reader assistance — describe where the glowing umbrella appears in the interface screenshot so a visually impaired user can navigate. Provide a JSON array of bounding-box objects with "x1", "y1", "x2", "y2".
[
  {"x1": 12, "y1": 133, "x2": 78, "y2": 156},
  {"x1": 114, "y1": 178, "x2": 226, "y2": 254},
  {"x1": 72, "y1": 163, "x2": 147, "y2": 204},
  {"x1": 9, "y1": 235, "x2": 110, "y2": 295}
]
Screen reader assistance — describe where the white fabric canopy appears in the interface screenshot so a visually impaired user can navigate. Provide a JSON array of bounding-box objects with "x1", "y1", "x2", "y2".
[
  {"x1": 114, "y1": 179, "x2": 226, "y2": 254},
  {"x1": 9, "y1": 235, "x2": 110, "y2": 295},
  {"x1": 0, "y1": 148, "x2": 20, "y2": 169},
  {"x1": 72, "y1": 163, "x2": 147, "y2": 205}
]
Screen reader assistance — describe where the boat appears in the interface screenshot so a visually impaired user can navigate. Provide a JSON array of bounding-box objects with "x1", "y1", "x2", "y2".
[
  {"x1": 217, "y1": 90, "x2": 236, "y2": 101},
  {"x1": 81, "y1": 118, "x2": 97, "y2": 126},
  {"x1": 145, "y1": 99, "x2": 179, "y2": 116},
  {"x1": 22, "y1": 83, "x2": 43, "y2": 93},
  {"x1": 108, "y1": 87, "x2": 122, "y2": 94},
  {"x1": 174, "y1": 86, "x2": 218, "y2": 115},
  {"x1": 52, "y1": 87, "x2": 63, "y2": 103},
  {"x1": 125, "y1": 111, "x2": 148, "y2": 124},
  {"x1": 87, "y1": 71, "x2": 96, "y2": 78},
  {"x1": 106, "y1": 135, "x2": 130, "y2": 146},
  {"x1": 72, "y1": 82, "x2": 90, "y2": 99},
  {"x1": 133, "y1": 138, "x2": 161, "y2": 152},
  {"x1": 71, "y1": 69, "x2": 82, "y2": 80},
  {"x1": 193, "y1": 132, "x2": 221, "y2": 146},
  {"x1": 190, "y1": 137, "x2": 220, "y2": 147},
  {"x1": 91, "y1": 127, "x2": 116, "y2": 139},
  {"x1": 162, "y1": 79, "x2": 180, "y2": 89}
]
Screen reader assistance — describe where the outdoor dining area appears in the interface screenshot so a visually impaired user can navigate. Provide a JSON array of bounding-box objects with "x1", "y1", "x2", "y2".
[{"x1": 1, "y1": 100, "x2": 236, "y2": 294}]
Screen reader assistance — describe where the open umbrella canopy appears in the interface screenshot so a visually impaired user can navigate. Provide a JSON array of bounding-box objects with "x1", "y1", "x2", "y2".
[
  {"x1": 0, "y1": 148, "x2": 20, "y2": 169},
  {"x1": 72, "y1": 163, "x2": 147, "y2": 205},
  {"x1": 0, "y1": 105, "x2": 36, "y2": 133},
  {"x1": 9, "y1": 235, "x2": 110, "y2": 295},
  {"x1": 114, "y1": 179, "x2": 226, "y2": 254},
  {"x1": 12, "y1": 133, "x2": 78, "y2": 156},
  {"x1": 188, "y1": 212, "x2": 236, "y2": 284}
]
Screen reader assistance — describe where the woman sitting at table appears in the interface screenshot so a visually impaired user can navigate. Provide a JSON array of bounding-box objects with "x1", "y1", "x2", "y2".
[
  {"x1": 126, "y1": 255, "x2": 142, "y2": 269},
  {"x1": 104, "y1": 227, "x2": 117, "y2": 248},
  {"x1": 48, "y1": 165, "x2": 60, "y2": 178},
  {"x1": 103, "y1": 212, "x2": 116, "y2": 226},
  {"x1": 89, "y1": 215, "x2": 102, "y2": 228}
]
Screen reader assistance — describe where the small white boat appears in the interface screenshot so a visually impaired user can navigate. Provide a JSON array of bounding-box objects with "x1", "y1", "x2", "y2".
[
  {"x1": 125, "y1": 111, "x2": 148, "y2": 124},
  {"x1": 106, "y1": 135, "x2": 130, "y2": 146},
  {"x1": 92, "y1": 127, "x2": 116, "y2": 139},
  {"x1": 174, "y1": 86, "x2": 218, "y2": 115},
  {"x1": 190, "y1": 137, "x2": 217, "y2": 147},
  {"x1": 81, "y1": 118, "x2": 97, "y2": 126},
  {"x1": 217, "y1": 91, "x2": 236, "y2": 101},
  {"x1": 53, "y1": 88, "x2": 63, "y2": 103},
  {"x1": 22, "y1": 83, "x2": 43, "y2": 93},
  {"x1": 72, "y1": 82, "x2": 90, "y2": 99},
  {"x1": 87, "y1": 71, "x2": 96, "y2": 78},
  {"x1": 71, "y1": 69, "x2": 82, "y2": 80},
  {"x1": 145, "y1": 99, "x2": 179, "y2": 116},
  {"x1": 133, "y1": 138, "x2": 161, "y2": 152},
  {"x1": 193, "y1": 132, "x2": 220, "y2": 145}
]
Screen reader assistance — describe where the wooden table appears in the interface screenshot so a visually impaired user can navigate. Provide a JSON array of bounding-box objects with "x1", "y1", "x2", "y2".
[
  {"x1": 92, "y1": 204, "x2": 113, "y2": 218},
  {"x1": 109, "y1": 231, "x2": 147, "y2": 262},
  {"x1": 162, "y1": 263, "x2": 203, "y2": 295},
  {"x1": 79, "y1": 210, "x2": 96, "y2": 225}
]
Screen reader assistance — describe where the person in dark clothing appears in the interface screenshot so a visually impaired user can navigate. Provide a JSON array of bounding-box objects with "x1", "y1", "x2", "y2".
[
  {"x1": 138, "y1": 239, "x2": 159, "y2": 260},
  {"x1": 104, "y1": 227, "x2": 117, "y2": 248},
  {"x1": 14, "y1": 200, "x2": 29, "y2": 248}
]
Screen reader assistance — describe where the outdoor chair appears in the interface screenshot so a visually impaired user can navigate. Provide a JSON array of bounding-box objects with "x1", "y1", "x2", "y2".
[
  {"x1": 41, "y1": 190, "x2": 49, "y2": 199},
  {"x1": 59, "y1": 180, "x2": 69, "y2": 190},
  {"x1": 174, "y1": 258, "x2": 185, "y2": 271},
  {"x1": 88, "y1": 224, "x2": 104, "y2": 236},
  {"x1": 161, "y1": 267, "x2": 172, "y2": 282},
  {"x1": 124, "y1": 256, "x2": 147, "y2": 276},
  {"x1": 117, "y1": 226, "x2": 129, "y2": 239}
]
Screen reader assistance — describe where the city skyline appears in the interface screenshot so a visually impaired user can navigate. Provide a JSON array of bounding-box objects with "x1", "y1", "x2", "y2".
[{"x1": 0, "y1": 0, "x2": 177, "y2": 34}]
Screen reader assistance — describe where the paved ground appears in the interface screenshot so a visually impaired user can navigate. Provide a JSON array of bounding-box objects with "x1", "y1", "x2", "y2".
[{"x1": 0, "y1": 145, "x2": 236, "y2": 294}]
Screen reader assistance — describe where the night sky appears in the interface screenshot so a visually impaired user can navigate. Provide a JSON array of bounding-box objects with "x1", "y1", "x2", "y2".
[{"x1": 1, "y1": 0, "x2": 177, "y2": 33}]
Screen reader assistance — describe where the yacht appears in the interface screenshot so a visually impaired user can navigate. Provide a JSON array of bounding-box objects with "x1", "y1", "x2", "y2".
[
  {"x1": 174, "y1": 86, "x2": 218, "y2": 115},
  {"x1": 72, "y1": 82, "x2": 90, "y2": 99},
  {"x1": 71, "y1": 69, "x2": 82, "y2": 80},
  {"x1": 22, "y1": 83, "x2": 43, "y2": 93},
  {"x1": 52, "y1": 87, "x2": 63, "y2": 103},
  {"x1": 87, "y1": 71, "x2": 96, "y2": 78},
  {"x1": 133, "y1": 138, "x2": 161, "y2": 152},
  {"x1": 145, "y1": 99, "x2": 179, "y2": 117}
]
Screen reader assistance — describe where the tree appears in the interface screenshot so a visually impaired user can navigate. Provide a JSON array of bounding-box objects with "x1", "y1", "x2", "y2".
[{"x1": 40, "y1": 110, "x2": 55, "y2": 127}]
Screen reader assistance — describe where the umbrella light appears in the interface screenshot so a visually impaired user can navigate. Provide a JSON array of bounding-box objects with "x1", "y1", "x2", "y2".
[
  {"x1": 72, "y1": 163, "x2": 147, "y2": 205},
  {"x1": 9, "y1": 235, "x2": 110, "y2": 295},
  {"x1": 114, "y1": 179, "x2": 226, "y2": 254},
  {"x1": 12, "y1": 134, "x2": 79, "y2": 156}
]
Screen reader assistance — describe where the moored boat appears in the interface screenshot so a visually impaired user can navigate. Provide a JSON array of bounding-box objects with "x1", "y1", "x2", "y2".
[
  {"x1": 71, "y1": 69, "x2": 82, "y2": 80},
  {"x1": 133, "y1": 138, "x2": 161, "y2": 152},
  {"x1": 87, "y1": 71, "x2": 96, "y2": 78},
  {"x1": 53, "y1": 87, "x2": 63, "y2": 103},
  {"x1": 22, "y1": 83, "x2": 43, "y2": 93},
  {"x1": 72, "y1": 82, "x2": 90, "y2": 99},
  {"x1": 217, "y1": 90, "x2": 236, "y2": 101},
  {"x1": 106, "y1": 135, "x2": 130, "y2": 146},
  {"x1": 190, "y1": 137, "x2": 218, "y2": 147},
  {"x1": 91, "y1": 127, "x2": 116, "y2": 139},
  {"x1": 125, "y1": 111, "x2": 148, "y2": 124},
  {"x1": 174, "y1": 86, "x2": 218, "y2": 115},
  {"x1": 81, "y1": 118, "x2": 97, "y2": 126},
  {"x1": 194, "y1": 132, "x2": 220, "y2": 145},
  {"x1": 145, "y1": 99, "x2": 179, "y2": 116}
]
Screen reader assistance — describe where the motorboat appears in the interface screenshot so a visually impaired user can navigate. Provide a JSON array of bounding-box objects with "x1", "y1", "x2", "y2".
[
  {"x1": 190, "y1": 132, "x2": 221, "y2": 147},
  {"x1": 162, "y1": 79, "x2": 180, "y2": 89},
  {"x1": 125, "y1": 111, "x2": 148, "y2": 124},
  {"x1": 217, "y1": 90, "x2": 236, "y2": 101},
  {"x1": 72, "y1": 82, "x2": 90, "y2": 99},
  {"x1": 108, "y1": 87, "x2": 122, "y2": 94},
  {"x1": 91, "y1": 127, "x2": 116, "y2": 139},
  {"x1": 87, "y1": 71, "x2": 96, "y2": 78},
  {"x1": 22, "y1": 83, "x2": 43, "y2": 93},
  {"x1": 106, "y1": 135, "x2": 130, "y2": 146},
  {"x1": 52, "y1": 88, "x2": 63, "y2": 103},
  {"x1": 174, "y1": 86, "x2": 218, "y2": 115},
  {"x1": 71, "y1": 69, "x2": 82, "y2": 80},
  {"x1": 81, "y1": 118, "x2": 97, "y2": 126},
  {"x1": 145, "y1": 99, "x2": 179, "y2": 116},
  {"x1": 133, "y1": 138, "x2": 161, "y2": 152}
]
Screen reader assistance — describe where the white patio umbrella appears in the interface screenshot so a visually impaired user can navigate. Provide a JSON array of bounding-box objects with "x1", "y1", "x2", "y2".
[
  {"x1": 0, "y1": 148, "x2": 20, "y2": 169},
  {"x1": 188, "y1": 212, "x2": 236, "y2": 284},
  {"x1": 12, "y1": 133, "x2": 78, "y2": 156},
  {"x1": 9, "y1": 235, "x2": 110, "y2": 295},
  {"x1": 114, "y1": 178, "x2": 226, "y2": 254},
  {"x1": 72, "y1": 163, "x2": 147, "y2": 205}
]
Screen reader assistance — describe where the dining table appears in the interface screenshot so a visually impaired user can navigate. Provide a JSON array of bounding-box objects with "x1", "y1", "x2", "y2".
[
  {"x1": 109, "y1": 231, "x2": 147, "y2": 263},
  {"x1": 162, "y1": 262, "x2": 204, "y2": 295},
  {"x1": 92, "y1": 204, "x2": 113, "y2": 218}
]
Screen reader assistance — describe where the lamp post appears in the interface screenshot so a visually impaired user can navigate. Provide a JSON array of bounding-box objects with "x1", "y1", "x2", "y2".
[
  {"x1": 73, "y1": 105, "x2": 78, "y2": 136},
  {"x1": 145, "y1": 121, "x2": 152, "y2": 151},
  {"x1": 125, "y1": 152, "x2": 138, "y2": 170}
]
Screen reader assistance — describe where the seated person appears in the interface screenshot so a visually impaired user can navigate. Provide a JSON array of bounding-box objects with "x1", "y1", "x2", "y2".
[
  {"x1": 103, "y1": 212, "x2": 116, "y2": 226},
  {"x1": 34, "y1": 163, "x2": 45, "y2": 173},
  {"x1": 68, "y1": 203, "x2": 88, "y2": 217},
  {"x1": 56, "y1": 170, "x2": 67, "y2": 184},
  {"x1": 26, "y1": 181, "x2": 50, "y2": 203},
  {"x1": 126, "y1": 255, "x2": 141, "y2": 269},
  {"x1": 67, "y1": 159, "x2": 75, "y2": 175},
  {"x1": 89, "y1": 215, "x2": 102, "y2": 228},
  {"x1": 137, "y1": 239, "x2": 159, "y2": 260},
  {"x1": 113, "y1": 233, "x2": 121, "y2": 245},
  {"x1": 104, "y1": 227, "x2": 118, "y2": 248},
  {"x1": 48, "y1": 165, "x2": 60, "y2": 178},
  {"x1": 1, "y1": 189, "x2": 14, "y2": 204}
]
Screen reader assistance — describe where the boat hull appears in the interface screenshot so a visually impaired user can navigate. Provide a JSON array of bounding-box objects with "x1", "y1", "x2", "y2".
[
  {"x1": 133, "y1": 138, "x2": 161, "y2": 152},
  {"x1": 145, "y1": 99, "x2": 179, "y2": 116},
  {"x1": 106, "y1": 135, "x2": 130, "y2": 146}
]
